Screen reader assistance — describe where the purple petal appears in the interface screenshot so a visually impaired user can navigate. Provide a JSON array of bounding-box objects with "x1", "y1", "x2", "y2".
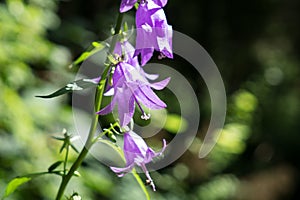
[
  {"x1": 152, "y1": 0, "x2": 168, "y2": 7},
  {"x1": 114, "y1": 42, "x2": 122, "y2": 56},
  {"x1": 118, "y1": 62, "x2": 136, "y2": 81},
  {"x1": 135, "y1": 48, "x2": 154, "y2": 66},
  {"x1": 144, "y1": 72, "x2": 159, "y2": 80},
  {"x1": 145, "y1": 0, "x2": 162, "y2": 11},
  {"x1": 135, "y1": 1, "x2": 173, "y2": 65},
  {"x1": 123, "y1": 41, "x2": 139, "y2": 67},
  {"x1": 144, "y1": 148, "x2": 156, "y2": 163},
  {"x1": 158, "y1": 139, "x2": 167, "y2": 156},
  {"x1": 115, "y1": 41, "x2": 140, "y2": 67},
  {"x1": 110, "y1": 163, "x2": 135, "y2": 176},
  {"x1": 116, "y1": 87, "x2": 135, "y2": 127},
  {"x1": 145, "y1": 139, "x2": 167, "y2": 163},
  {"x1": 125, "y1": 131, "x2": 148, "y2": 154},
  {"x1": 120, "y1": 0, "x2": 137, "y2": 13},
  {"x1": 156, "y1": 26, "x2": 173, "y2": 58},
  {"x1": 96, "y1": 97, "x2": 116, "y2": 115},
  {"x1": 112, "y1": 65, "x2": 124, "y2": 88},
  {"x1": 150, "y1": 77, "x2": 170, "y2": 90},
  {"x1": 123, "y1": 131, "x2": 148, "y2": 164},
  {"x1": 91, "y1": 76, "x2": 101, "y2": 84},
  {"x1": 134, "y1": 84, "x2": 167, "y2": 109},
  {"x1": 136, "y1": 2, "x2": 160, "y2": 27}
]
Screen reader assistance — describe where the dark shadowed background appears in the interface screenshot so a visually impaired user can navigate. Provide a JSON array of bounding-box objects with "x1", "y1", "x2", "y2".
[{"x1": 0, "y1": 0, "x2": 300, "y2": 199}]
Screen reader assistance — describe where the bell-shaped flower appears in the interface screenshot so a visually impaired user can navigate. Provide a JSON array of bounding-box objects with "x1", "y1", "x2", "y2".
[
  {"x1": 110, "y1": 130, "x2": 167, "y2": 191},
  {"x1": 120, "y1": 0, "x2": 168, "y2": 13},
  {"x1": 135, "y1": 0, "x2": 173, "y2": 66},
  {"x1": 96, "y1": 60, "x2": 170, "y2": 127}
]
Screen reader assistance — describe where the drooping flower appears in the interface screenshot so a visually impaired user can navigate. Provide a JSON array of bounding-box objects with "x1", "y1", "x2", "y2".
[
  {"x1": 110, "y1": 130, "x2": 167, "y2": 191},
  {"x1": 135, "y1": 0, "x2": 173, "y2": 66},
  {"x1": 97, "y1": 60, "x2": 170, "y2": 127},
  {"x1": 119, "y1": 0, "x2": 168, "y2": 13}
]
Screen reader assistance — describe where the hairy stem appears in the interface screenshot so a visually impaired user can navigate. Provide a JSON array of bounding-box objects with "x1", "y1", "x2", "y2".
[{"x1": 55, "y1": 12, "x2": 124, "y2": 200}]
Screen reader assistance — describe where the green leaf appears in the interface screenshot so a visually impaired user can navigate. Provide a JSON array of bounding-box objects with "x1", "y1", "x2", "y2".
[
  {"x1": 48, "y1": 161, "x2": 64, "y2": 172},
  {"x1": 3, "y1": 177, "x2": 31, "y2": 198},
  {"x1": 70, "y1": 144, "x2": 79, "y2": 153},
  {"x1": 36, "y1": 78, "x2": 98, "y2": 98},
  {"x1": 59, "y1": 141, "x2": 68, "y2": 153},
  {"x1": 73, "y1": 52, "x2": 90, "y2": 66},
  {"x1": 51, "y1": 136, "x2": 65, "y2": 141},
  {"x1": 72, "y1": 42, "x2": 105, "y2": 66}
]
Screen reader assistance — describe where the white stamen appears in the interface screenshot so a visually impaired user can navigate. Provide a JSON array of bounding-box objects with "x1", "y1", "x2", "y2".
[{"x1": 141, "y1": 113, "x2": 151, "y2": 120}]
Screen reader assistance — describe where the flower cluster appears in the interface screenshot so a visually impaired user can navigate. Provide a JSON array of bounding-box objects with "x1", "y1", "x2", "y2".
[{"x1": 97, "y1": 0, "x2": 173, "y2": 191}]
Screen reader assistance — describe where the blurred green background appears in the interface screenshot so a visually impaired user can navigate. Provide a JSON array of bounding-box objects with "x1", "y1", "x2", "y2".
[{"x1": 0, "y1": 0, "x2": 300, "y2": 199}]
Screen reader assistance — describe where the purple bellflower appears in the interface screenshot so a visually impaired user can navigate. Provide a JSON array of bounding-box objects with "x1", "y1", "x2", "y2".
[
  {"x1": 135, "y1": 0, "x2": 173, "y2": 66},
  {"x1": 120, "y1": 0, "x2": 168, "y2": 13},
  {"x1": 97, "y1": 59, "x2": 170, "y2": 127},
  {"x1": 110, "y1": 130, "x2": 167, "y2": 191}
]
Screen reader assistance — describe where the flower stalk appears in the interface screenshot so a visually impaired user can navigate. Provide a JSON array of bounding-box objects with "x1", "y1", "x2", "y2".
[{"x1": 55, "y1": 12, "x2": 124, "y2": 200}]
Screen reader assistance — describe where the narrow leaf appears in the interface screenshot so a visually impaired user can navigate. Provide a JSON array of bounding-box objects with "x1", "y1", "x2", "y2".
[
  {"x1": 70, "y1": 144, "x2": 79, "y2": 153},
  {"x1": 51, "y1": 136, "x2": 65, "y2": 141},
  {"x1": 4, "y1": 177, "x2": 31, "y2": 198},
  {"x1": 59, "y1": 141, "x2": 67, "y2": 153},
  {"x1": 73, "y1": 52, "x2": 90, "y2": 66},
  {"x1": 48, "y1": 161, "x2": 64, "y2": 172},
  {"x1": 36, "y1": 78, "x2": 98, "y2": 99},
  {"x1": 73, "y1": 42, "x2": 105, "y2": 66}
]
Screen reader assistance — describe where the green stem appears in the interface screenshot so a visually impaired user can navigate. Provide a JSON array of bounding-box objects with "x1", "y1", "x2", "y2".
[
  {"x1": 63, "y1": 144, "x2": 69, "y2": 176},
  {"x1": 132, "y1": 169, "x2": 151, "y2": 200},
  {"x1": 55, "y1": 12, "x2": 124, "y2": 200}
]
